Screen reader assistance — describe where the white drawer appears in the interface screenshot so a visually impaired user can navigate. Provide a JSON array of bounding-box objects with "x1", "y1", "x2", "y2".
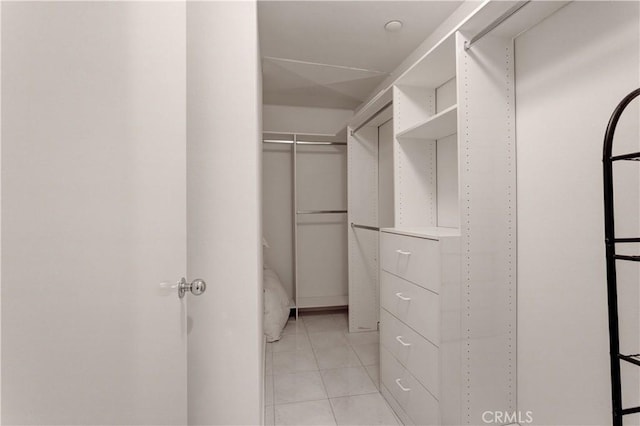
[
  {"x1": 380, "y1": 271, "x2": 440, "y2": 344},
  {"x1": 381, "y1": 347, "x2": 439, "y2": 426},
  {"x1": 380, "y1": 309, "x2": 439, "y2": 398},
  {"x1": 381, "y1": 384, "x2": 414, "y2": 426},
  {"x1": 381, "y1": 232, "x2": 441, "y2": 293}
]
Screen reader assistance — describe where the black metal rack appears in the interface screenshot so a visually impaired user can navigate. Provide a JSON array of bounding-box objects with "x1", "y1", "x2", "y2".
[{"x1": 603, "y1": 88, "x2": 640, "y2": 426}]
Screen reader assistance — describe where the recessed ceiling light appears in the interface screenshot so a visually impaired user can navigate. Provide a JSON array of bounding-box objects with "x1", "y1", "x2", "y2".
[{"x1": 384, "y1": 20, "x2": 403, "y2": 32}]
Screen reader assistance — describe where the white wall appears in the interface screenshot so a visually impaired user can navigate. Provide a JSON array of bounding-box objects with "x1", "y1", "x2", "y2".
[
  {"x1": 2, "y1": 3, "x2": 188, "y2": 424},
  {"x1": 378, "y1": 119, "x2": 394, "y2": 228},
  {"x1": 263, "y1": 104, "x2": 352, "y2": 136},
  {"x1": 263, "y1": 144, "x2": 294, "y2": 297},
  {"x1": 187, "y1": 2, "x2": 263, "y2": 425},
  {"x1": 1, "y1": 3, "x2": 4, "y2": 421},
  {"x1": 436, "y1": 133, "x2": 458, "y2": 229},
  {"x1": 516, "y1": 2, "x2": 640, "y2": 424}
]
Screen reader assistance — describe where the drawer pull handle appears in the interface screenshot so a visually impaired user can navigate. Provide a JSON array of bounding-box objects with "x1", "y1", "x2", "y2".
[
  {"x1": 395, "y1": 378, "x2": 411, "y2": 392},
  {"x1": 395, "y1": 292, "x2": 411, "y2": 301},
  {"x1": 395, "y1": 249, "x2": 411, "y2": 256},
  {"x1": 395, "y1": 336, "x2": 411, "y2": 347}
]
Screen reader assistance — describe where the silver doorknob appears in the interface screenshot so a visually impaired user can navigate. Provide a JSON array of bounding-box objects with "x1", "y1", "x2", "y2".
[{"x1": 178, "y1": 277, "x2": 207, "y2": 298}]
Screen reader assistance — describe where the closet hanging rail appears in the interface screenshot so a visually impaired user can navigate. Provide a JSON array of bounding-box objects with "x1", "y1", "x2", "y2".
[
  {"x1": 263, "y1": 139, "x2": 294, "y2": 145},
  {"x1": 350, "y1": 223, "x2": 379, "y2": 232},
  {"x1": 350, "y1": 101, "x2": 393, "y2": 136},
  {"x1": 297, "y1": 210, "x2": 347, "y2": 215},
  {"x1": 263, "y1": 139, "x2": 346, "y2": 146},
  {"x1": 298, "y1": 141, "x2": 346, "y2": 146},
  {"x1": 602, "y1": 87, "x2": 640, "y2": 426},
  {"x1": 464, "y1": 1, "x2": 530, "y2": 50}
]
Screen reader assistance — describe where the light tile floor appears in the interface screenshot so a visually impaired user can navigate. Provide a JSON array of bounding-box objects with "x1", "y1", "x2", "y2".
[{"x1": 265, "y1": 310, "x2": 400, "y2": 426}]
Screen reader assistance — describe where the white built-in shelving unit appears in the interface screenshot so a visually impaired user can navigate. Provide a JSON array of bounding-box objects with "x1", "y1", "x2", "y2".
[
  {"x1": 394, "y1": 31, "x2": 460, "y2": 232},
  {"x1": 347, "y1": 1, "x2": 570, "y2": 423}
]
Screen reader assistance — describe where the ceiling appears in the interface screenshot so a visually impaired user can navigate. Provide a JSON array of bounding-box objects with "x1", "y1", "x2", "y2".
[{"x1": 258, "y1": 1, "x2": 463, "y2": 110}]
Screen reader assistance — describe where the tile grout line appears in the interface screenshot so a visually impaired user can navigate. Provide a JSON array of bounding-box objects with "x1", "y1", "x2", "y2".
[
  {"x1": 276, "y1": 312, "x2": 387, "y2": 425},
  {"x1": 337, "y1": 314, "x2": 390, "y2": 422},
  {"x1": 266, "y1": 352, "x2": 275, "y2": 409},
  {"x1": 342, "y1": 323, "x2": 381, "y2": 387},
  {"x1": 265, "y1": 343, "x2": 274, "y2": 425},
  {"x1": 342, "y1": 320, "x2": 381, "y2": 396},
  {"x1": 274, "y1": 319, "x2": 315, "y2": 408},
  {"x1": 270, "y1": 350, "x2": 275, "y2": 417},
  {"x1": 306, "y1": 314, "x2": 340, "y2": 426}
]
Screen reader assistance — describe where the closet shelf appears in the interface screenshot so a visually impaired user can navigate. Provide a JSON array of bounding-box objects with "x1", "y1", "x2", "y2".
[{"x1": 396, "y1": 104, "x2": 457, "y2": 140}]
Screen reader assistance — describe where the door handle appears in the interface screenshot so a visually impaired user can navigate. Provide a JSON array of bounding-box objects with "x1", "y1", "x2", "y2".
[
  {"x1": 395, "y1": 292, "x2": 411, "y2": 301},
  {"x1": 395, "y1": 378, "x2": 411, "y2": 392},
  {"x1": 395, "y1": 336, "x2": 411, "y2": 347},
  {"x1": 178, "y1": 277, "x2": 207, "y2": 298}
]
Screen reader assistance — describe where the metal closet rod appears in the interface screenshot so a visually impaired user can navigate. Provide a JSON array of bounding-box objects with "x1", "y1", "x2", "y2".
[
  {"x1": 297, "y1": 210, "x2": 347, "y2": 215},
  {"x1": 350, "y1": 100, "x2": 393, "y2": 136},
  {"x1": 263, "y1": 139, "x2": 347, "y2": 146},
  {"x1": 350, "y1": 223, "x2": 379, "y2": 231},
  {"x1": 464, "y1": 1, "x2": 531, "y2": 50}
]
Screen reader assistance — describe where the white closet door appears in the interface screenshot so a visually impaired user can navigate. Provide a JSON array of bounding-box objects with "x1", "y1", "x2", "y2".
[{"x1": 2, "y1": 3, "x2": 187, "y2": 424}]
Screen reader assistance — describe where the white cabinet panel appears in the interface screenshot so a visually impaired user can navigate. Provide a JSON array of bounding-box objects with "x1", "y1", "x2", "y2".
[
  {"x1": 380, "y1": 271, "x2": 440, "y2": 345},
  {"x1": 380, "y1": 232, "x2": 441, "y2": 293},
  {"x1": 381, "y1": 347, "x2": 440, "y2": 426},
  {"x1": 381, "y1": 385, "x2": 415, "y2": 426},
  {"x1": 380, "y1": 309, "x2": 440, "y2": 398}
]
